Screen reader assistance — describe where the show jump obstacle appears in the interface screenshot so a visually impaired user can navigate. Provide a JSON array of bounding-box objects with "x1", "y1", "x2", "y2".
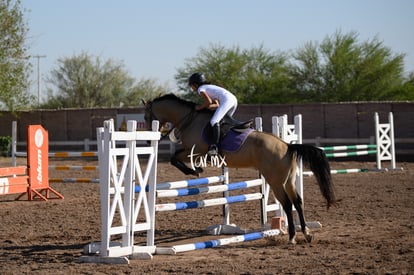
[
  {"x1": 82, "y1": 112, "x2": 398, "y2": 263},
  {"x1": 301, "y1": 112, "x2": 399, "y2": 176},
  {"x1": 82, "y1": 119, "x2": 283, "y2": 264},
  {"x1": 0, "y1": 125, "x2": 63, "y2": 201}
]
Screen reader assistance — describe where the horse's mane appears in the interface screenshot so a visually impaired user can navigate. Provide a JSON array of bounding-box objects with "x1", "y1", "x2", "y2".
[{"x1": 152, "y1": 93, "x2": 196, "y2": 108}]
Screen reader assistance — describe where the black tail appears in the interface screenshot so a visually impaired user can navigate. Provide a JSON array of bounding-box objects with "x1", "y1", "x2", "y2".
[{"x1": 288, "y1": 144, "x2": 336, "y2": 208}]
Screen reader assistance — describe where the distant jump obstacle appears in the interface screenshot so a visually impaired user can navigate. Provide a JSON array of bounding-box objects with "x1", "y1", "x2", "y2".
[
  {"x1": 270, "y1": 112, "x2": 398, "y2": 178},
  {"x1": 301, "y1": 112, "x2": 399, "y2": 176},
  {"x1": 11, "y1": 121, "x2": 100, "y2": 183},
  {"x1": 1, "y1": 125, "x2": 63, "y2": 201}
]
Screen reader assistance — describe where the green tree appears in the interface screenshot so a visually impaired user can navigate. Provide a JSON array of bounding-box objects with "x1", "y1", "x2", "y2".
[
  {"x1": 124, "y1": 78, "x2": 167, "y2": 104},
  {"x1": 390, "y1": 72, "x2": 414, "y2": 100},
  {"x1": 43, "y1": 52, "x2": 168, "y2": 108},
  {"x1": 289, "y1": 30, "x2": 410, "y2": 102},
  {"x1": 175, "y1": 44, "x2": 294, "y2": 104},
  {"x1": 0, "y1": 0, "x2": 33, "y2": 111}
]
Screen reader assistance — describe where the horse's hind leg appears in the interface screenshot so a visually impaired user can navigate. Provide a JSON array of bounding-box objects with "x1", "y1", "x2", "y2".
[
  {"x1": 284, "y1": 177, "x2": 312, "y2": 243},
  {"x1": 292, "y1": 193, "x2": 312, "y2": 243},
  {"x1": 272, "y1": 185, "x2": 297, "y2": 244}
]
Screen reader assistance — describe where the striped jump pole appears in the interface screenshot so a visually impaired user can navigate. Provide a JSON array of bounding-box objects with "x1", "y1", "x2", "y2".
[
  {"x1": 156, "y1": 179, "x2": 262, "y2": 198},
  {"x1": 49, "y1": 165, "x2": 99, "y2": 171},
  {"x1": 303, "y1": 168, "x2": 369, "y2": 176},
  {"x1": 157, "y1": 175, "x2": 225, "y2": 190},
  {"x1": 134, "y1": 175, "x2": 226, "y2": 193},
  {"x1": 321, "y1": 144, "x2": 377, "y2": 158},
  {"x1": 13, "y1": 151, "x2": 99, "y2": 158},
  {"x1": 48, "y1": 151, "x2": 98, "y2": 157},
  {"x1": 321, "y1": 144, "x2": 377, "y2": 151},
  {"x1": 155, "y1": 193, "x2": 263, "y2": 212},
  {"x1": 156, "y1": 229, "x2": 281, "y2": 255}
]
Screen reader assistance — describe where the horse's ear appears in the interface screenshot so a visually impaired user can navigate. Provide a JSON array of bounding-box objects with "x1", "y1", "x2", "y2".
[{"x1": 141, "y1": 99, "x2": 147, "y2": 105}]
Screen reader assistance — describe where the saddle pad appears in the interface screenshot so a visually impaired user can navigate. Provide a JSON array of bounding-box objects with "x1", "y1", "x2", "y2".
[{"x1": 202, "y1": 127, "x2": 254, "y2": 153}]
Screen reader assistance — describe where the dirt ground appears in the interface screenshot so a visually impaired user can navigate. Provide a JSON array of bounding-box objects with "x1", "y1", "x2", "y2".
[{"x1": 0, "y1": 157, "x2": 413, "y2": 275}]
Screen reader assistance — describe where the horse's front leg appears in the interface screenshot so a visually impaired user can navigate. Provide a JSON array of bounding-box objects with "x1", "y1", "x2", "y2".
[{"x1": 171, "y1": 149, "x2": 203, "y2": 176}]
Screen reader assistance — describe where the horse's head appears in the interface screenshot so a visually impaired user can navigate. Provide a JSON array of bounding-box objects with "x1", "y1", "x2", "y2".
[
  {"x1": 142, "y1": 95, "x2": 172, "y2": 131},
  {"x1": 143, "y1": 94, "x2": 196, "y2": 130}
]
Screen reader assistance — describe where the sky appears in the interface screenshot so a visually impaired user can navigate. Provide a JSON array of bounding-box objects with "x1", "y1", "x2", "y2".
[{"x1": 22, "y1": 0, "x2": 414, "y2": 102}]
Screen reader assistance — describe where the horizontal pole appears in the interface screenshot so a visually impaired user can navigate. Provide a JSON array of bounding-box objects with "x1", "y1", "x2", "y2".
[
  {"x1": 135, "y1": 175, "x2": 226, "y2": 193},
  {"x1": 48, "y1": 165, "x2": 98, "y2": 171},
  {"x1": 303, "y1": 168, "x2": 369, "y2": 176},
  {"x1": 155, "y1": 193, "x2": 263, "y2": 212},
  {"x1": 157, "y1": 179, "x2": 262, "y2": 198},
  {"x1": 156, "y1": 229, "x2": 281, "y2": 255},
  {"x1": 325, "y1": 150, "x2": 377, "y2": 158},
  {"x1": 49, "y1": 152, "x2": 98, "y2": 157},
  {"x1": 157, "y1": 175, "x2": 225, "y2": 190},
  {"x1": 321, "y1": 144, "x2": 376, "y2": 151}
]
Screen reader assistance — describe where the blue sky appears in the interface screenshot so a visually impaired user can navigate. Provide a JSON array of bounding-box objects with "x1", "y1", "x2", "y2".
[{"x1": 22, "y1": 0, "x2": 414, "y2": 101}]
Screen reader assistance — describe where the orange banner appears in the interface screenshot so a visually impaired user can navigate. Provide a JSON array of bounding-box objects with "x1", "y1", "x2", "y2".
[
  {"x1": 27, "y1": 125, "x2": 49, "y2": 190},
  {"x1": 25, "y1": 125, "x2": 63, "y2": 200}
]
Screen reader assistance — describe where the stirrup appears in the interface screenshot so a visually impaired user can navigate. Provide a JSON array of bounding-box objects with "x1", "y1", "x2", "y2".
[{"x1": 207, "y1": 144, "x2": 219, "y2": 156}]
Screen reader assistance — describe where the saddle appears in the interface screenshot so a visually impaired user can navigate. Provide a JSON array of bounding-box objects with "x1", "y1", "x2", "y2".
[
  {"x1": 203, "y1": 115, "x2": 254, "y2": 153},
  {"x1": 221, "y1": 116, "x2": 254, "y2": 132},
  {"x1": 204, "y1": 115, "x2": 253, "y2": 140}
]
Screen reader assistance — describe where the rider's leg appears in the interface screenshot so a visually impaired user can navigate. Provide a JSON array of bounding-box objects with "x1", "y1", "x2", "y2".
[
  {"x1": 208, "y1": 123, "x2": 220, "y2": 156},
  {"x1": 209, "y1": 97, "x2": 236, "y2": 156}
]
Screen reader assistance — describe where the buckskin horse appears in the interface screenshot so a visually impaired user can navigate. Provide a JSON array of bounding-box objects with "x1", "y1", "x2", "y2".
[{"x1": 143, "y1": 93, "x2": 336, "y2": 244}]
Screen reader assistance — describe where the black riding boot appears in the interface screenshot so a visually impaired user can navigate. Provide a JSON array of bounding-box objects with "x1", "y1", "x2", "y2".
[{"x1": 208, "y1": 123, "x2": 220, "y2": 156}]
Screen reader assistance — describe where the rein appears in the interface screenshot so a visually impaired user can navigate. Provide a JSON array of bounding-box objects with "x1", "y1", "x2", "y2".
[{"x1": 147, "y1": 101, "x2": 196, "y2": 139}]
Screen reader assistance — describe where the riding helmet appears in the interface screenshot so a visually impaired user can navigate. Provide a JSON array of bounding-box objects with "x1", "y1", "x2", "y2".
[{"x1": 188, "y1": 72, "x2": 206, "y2": 86}]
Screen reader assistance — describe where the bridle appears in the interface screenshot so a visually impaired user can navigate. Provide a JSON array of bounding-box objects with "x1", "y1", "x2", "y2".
[{"x1": 145, "y1": 100, "x2": 196, "y2": 139}]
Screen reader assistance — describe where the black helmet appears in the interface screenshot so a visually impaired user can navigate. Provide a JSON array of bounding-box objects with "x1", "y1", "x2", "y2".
[{"x1": 188, "y1": 72, "x2": 206, "y2": 86}]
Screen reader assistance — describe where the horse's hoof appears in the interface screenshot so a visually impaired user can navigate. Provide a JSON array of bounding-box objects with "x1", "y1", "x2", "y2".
[
  {"x1": 195, "y1": 167, "x2": 204, "y2": 174},
  {"x1": 305, "y1": 234, "x2": 313, "y2": 243},
  {"x1": 288, "y1": 238, "x2": 296, "y2": 245}
]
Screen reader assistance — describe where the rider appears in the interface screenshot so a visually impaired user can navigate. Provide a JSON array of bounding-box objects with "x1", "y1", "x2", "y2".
[{"x1": 189, "y1": 72, "x2": 238, "y2": 156}]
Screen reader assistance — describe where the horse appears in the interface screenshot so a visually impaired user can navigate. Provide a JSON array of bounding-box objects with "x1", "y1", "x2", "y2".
[{"x1": 143, "y1": 93, "x2": 336, "y2": 244}]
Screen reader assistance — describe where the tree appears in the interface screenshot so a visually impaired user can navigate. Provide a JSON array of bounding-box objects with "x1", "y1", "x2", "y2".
[
  {"x1": 389, "y1": 72, "x2": 414, "y2": 100},
  {"x1": 175, "y1": 44, "x2": 295, "y2": 104},
  {"x1": 289, "y1": 30, "x2": 411, "y2": 102},
  {"x1": 43, "y1": 52, "x2": 168, "y2": 108},
  {"x1": 0, "y1": 0, "x2": 33, "y2": 111},
  {"x1": 124, "y1": 78, "x2": 167, "y2": 105}
]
